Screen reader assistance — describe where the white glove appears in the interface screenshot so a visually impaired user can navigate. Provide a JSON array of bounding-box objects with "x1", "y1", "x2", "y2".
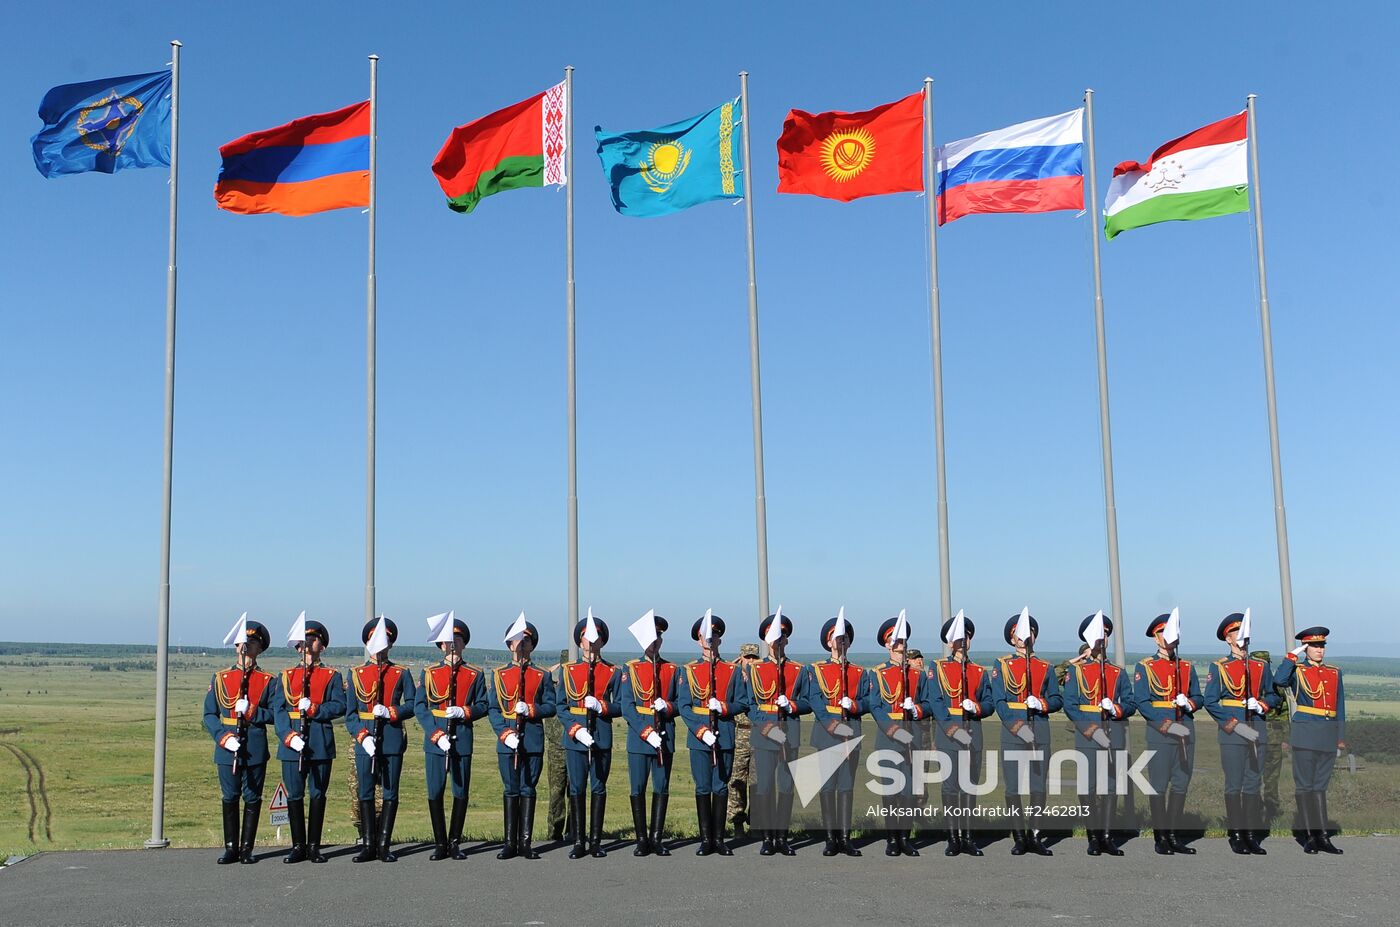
[
  {"x1": 297, "y1": 697, "x2": 312, "y2": 712},
  {"x1": 1236, "y1": 724, "x2": 1260, "y2": 743},
  {"x1": 513, "y1": 701, "x2": 529, "y2": 716},
  {"x1": 832, "y1": 722, "x2": 855, "y2": 738},
  {"x1": 1166, "y1": 722, "x2": 1191, "y2": 738},
  {"x1": 1092, "y1": 729, "x2": 1111, "y2": 749},
  {"x1": 1291, "y1": 645, "x2": 1308, "y2": 658},
  {"x1": 1174, "y1": 693, "x2": 1191, "y2": 709},
  {"x1": 901, "y1": 697, "x2": 916, "y2": 711},
  {"x1": 584, "y1": 695, "x2": 602, "y2": 712},
  {"x1": 445, "y1": 706, "x2": 466, "y2": 720},
  {"x1": 961, "y1": 698, "x2": 978, "y2": 714},
  {"x1": 1100, "y1": 698, "x2": 1116, "y2": 713},
  {"x1": 952, "y1": 729, "x2": 973, "y2": 747},
  {"x1": 840, "y1": 696, "x2": 855, "y2": 711},
  {"x1": 892, "y1": 728, "x2": 914, "y2": 745},
  {"x1": 234, "y1": 697, "x2": 249, "y2": 716},
  {"x1": 438, "y1": 737, "x2": 452, "y2": 753},
  {"x1": 1025, "y1": 695, "x2": 1044, "y2": 712},
  {"x1": 706, "y1": 697, "x2": 723, "y2": 712},
  {"x1": 503, "y1": 732, "x2": 520, "y2": 751},
  {"x1": 700, "y1": 730, "x2": 717, "y2": 747},
  {"x1": 289, "y1": 734, "x2": 306, "y2": 753},
  {"x1": 575, "y1": 729, "x2": 595, "y2": 747},
  {"x1": 372, "y1": 704, "x2": 390, "y2": 719},
  {"x1": 1246, "y1": 697, "x2": 1265, "y2": 713},
  {"x1": 652, "y1": 697, "x2": 668, "y2": 712},
  {"x1": 1016, "y1": 726, "x2": 1035, "y2": 744},
  {"x1": 776, "y1": 694, "x2": 791, "y2": 710},
  {"x1": 222, "y1": 736, "x2": 241, "y2": 753},
  {"x1": 361, "y1": 736, "x2": 377, "y2": 757},
  {"x1": 766, "y1": 727, "x2": 787, "y2": 745},
  {"x1": 646, "y1": 732, "x2": 663, "y2": 749}
]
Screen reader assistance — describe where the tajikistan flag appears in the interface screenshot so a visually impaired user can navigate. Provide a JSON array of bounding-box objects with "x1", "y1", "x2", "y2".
[{"x1": 1103, "y1": 112, "x2": 1248, "y2": 239}]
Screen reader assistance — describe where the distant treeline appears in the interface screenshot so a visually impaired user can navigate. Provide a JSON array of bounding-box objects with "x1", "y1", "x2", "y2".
[{"x1": 1348, "y1": 719, "x2": 1400, "y2": 764}]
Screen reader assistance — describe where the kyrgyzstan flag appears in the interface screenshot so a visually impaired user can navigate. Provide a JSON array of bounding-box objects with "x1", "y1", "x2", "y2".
[{"x1": 776, "y1": 91, "x2": 924, "y2": 201}]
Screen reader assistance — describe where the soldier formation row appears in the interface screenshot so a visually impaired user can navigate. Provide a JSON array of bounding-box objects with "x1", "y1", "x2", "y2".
[{"x1": 204, "y1": 610, "x2": 1346, "y2": 864}]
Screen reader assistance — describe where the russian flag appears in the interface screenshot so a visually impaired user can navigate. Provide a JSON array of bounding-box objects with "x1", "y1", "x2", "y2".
[
  {"x1": 215, "y1": 100, "x2": 369, "y2": 216},
  {"x1": 935, "y1": 109, "x2": 1083, "y2": 225}
]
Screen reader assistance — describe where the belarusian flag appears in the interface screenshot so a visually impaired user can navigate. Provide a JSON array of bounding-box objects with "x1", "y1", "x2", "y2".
[
  {"x1": 432, "y1": 82, "x2": 568, "y2": 214},
  {"x1": 1103, "y1": 112, "x2": 1247, "y2": 239}
]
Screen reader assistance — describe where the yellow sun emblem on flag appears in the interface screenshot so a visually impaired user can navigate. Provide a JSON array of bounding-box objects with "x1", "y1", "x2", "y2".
[
  {"x1": 820, "y1": 128, "x2": 875, "y2": 183},
  {"x1": 639, "y1": 139, "x2": 692, "y2": 193}
]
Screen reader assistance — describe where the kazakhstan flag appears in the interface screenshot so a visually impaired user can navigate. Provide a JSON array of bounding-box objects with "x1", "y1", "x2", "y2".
[
  {"x1": 31, "y1": 70, "x2": 172, "y2": 178},
  {"x1": 594, "y1": 98, "x2": 742, "y2": 217}
]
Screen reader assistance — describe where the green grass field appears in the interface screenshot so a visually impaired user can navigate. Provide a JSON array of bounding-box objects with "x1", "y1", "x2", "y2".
[{"x1": 4, "y1": 647, "x2": 1400, "y2": 857}]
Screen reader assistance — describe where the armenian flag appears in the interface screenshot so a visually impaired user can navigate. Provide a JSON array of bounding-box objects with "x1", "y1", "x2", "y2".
[
  {"x1": 935, "y1": 109, "x2": 1084, "y2": 224},
  {"x1": 214, "y1": 101, "x2": 370, "y2": 216},
  {"x1": 775, "y1": 91, "x2": 924, "y2": 202}
]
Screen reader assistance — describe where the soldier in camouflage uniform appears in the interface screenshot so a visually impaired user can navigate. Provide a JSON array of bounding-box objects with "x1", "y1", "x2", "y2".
[
  {"x1": 727, "y1": 643, "x2": 760, "y2": 836},
  {"x1": 1253, "y1": 648, "x2": 1290, "y2": 826},
  {"x1": 545, "y1": 649, "x2": 570, "y2": 841}
]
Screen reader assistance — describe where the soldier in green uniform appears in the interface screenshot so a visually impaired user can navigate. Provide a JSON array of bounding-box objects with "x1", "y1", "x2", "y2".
[
  {"x1": 1252, "y1": 648, "x2": 1289, "y2": 827},
  {"x1": 727, "y1": 643, "x2": 760, "y2": 837},
  {"x1": 545, "y1": 649, "x2": 570, "y2": 841}
]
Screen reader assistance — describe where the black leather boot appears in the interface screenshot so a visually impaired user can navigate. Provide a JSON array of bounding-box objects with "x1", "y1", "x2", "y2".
[
  {"x1": 757, "y1": 790, "x2": 775, "y2": 856},
  {"x1": 589, "y1": 793, "x2": 608, "y2": 858},
  {"x1": 1098, "y1": 795, "x2": 1123, "y2": 856},
  {"x1": 238, "y1": 802, "x2": 260, "y2": 864},
  {"x1": 1150, "y1": 794, "x2": 1173, "y2": 854},
  {"x1": 520, "y1": 796, "x2": 541, "y2": 859},
  {"x1": 1225, "y1": 792, "x2": 1248, "y2": 854},
  {"x1": 353, "y1": 800, "x2": 378, "y2": 862},
  {"x1": 1242, "y1": 792, "x2": 1267, "y2": 855},
  {"x1": 428, "y1": 796, "x2": 450, "y2": 861},
  {"x1": 775, "y1": 792, "x2": 796, "y2": 856},
  {"x1": 448, "y1": 796, "x2": 469, "y2": 860},
  {"x1": 820, "y1": 791, "x2": 840, "y2": 857},
  {"x1": 497, "y1": 796, "x2": 519, "y2": 859},
  {"x1": 695, "y1": 795, "x2": 714, "y2": 856},
  {"x1": 631, "y1": 794, "x2": 650, "y2": 856},
  {"x1": 307, "y1": 795, "x2": 328, "y2": 863},
  {"x1": 649, "y1": 793, "x2": 671, "y2": 856},
  {"x1": 217, "y1": 800, "x2": 240, "y2": 864},
  {"x1": 1313, "y1": 791, "x2": 1342, "y2": 854},
  {"x1": 1296, "y1": 792, "x2": 1318, "y2": 854},
  {"x1": 284, "y1": 798, "x2": 307, "y2": 863},
  {"x1": 1008, "y1": 798, "x2": 1027, "y2": 856},
  {"x1": 711, "y1": 793, "x2": 732, "y2": 856},
  {"x1": 1165, "y1": 790, "x2": 1196, "y2": 854},
  {"x1": 567, "y1": 795, "x2": 587, "y2": 859},
  {"x1": 1025, "y1": 792, "x2": 1052, "y2": 856},
  {"x1": 377, "y1": 799, "x2": 398, "y2": 862},
  {"x1": 837, "y1": 790, "x2": 861, "y2": 857}
]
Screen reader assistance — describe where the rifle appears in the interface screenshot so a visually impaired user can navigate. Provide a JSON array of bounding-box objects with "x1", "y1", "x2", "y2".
[
  {"x1": 370, "y1": 660, "x2": 386, "y2": 779},
  {"x1": 708, "y1": 647, "x2": 719, "y2": 768},
  {"x1": 1024, "y1": 642, "x2": 1036, "y2": 755},
  {"x1": 1171, "y1": 649, "x2": 1190, "y2": 770},
  {"x1": 445, "y1": 654, "x2": 460, "y2": 772},
  {"x1": 1097, "y1": 647, "x2": 1117, "y2": 786},
  {"x1": 232, "y1": 655, "x2": 252, "y2": 775},
  {"x1": 297, "y1": 655, "x2": 314, "y2": 774},
  {"x1": 1240, "y1": 638, "x2": 1259, "y2": 768},
  {"x1": 839, "y1": 654, "x2": 850, "y2": 725},
  {"x1": 514, "y1": 657, "x2": 530, "y2": 771},
  {"x1": 958, "y1": 649, "x2": 973, "y2": 737},
  {"x1": 776, "y1": 648, "x2": 788, "y2": 746},
  {"x1": 652, "y1": 648, "x2": 667, "y2": 769},
  {"x1": 586, "y1": 654, "x2": 598, "y2": 765}
]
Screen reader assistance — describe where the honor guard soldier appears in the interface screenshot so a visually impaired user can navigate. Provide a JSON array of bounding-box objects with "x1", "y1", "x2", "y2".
[
  {"x1": 860, "y1": 612, "x2": 929, "y2": 857},
  {"x1": 560, "y1": 613, "x2": 622, "y2": 859},
  {"x1": 728, "y1": 644, "x2": 760, "y2": 839},
  {"x1": 747, "y1": 611, "x2": 806, "y2": 857},
  {"x1": 416, "y1": 612, "x2": 488, "y2": 861},
  {"x1": 1133, "y1": 611, "x2": 1203, "y2": 855},
  {"x1": 345, "y1": 616, "x2": 417, "y2": 863},
  {"x1": 796, "y1": 611, "x2": 865, "y2": 857},
  {"x1": 488, "y1": 614, "x2": 557, "y2": 860},
  {"x1": 617, "y1": 611, "x2": 678, "y2": 856},
  {"x1": 928, "y1": 612, "x2": 994, "y2": 857},
  {"x1": 204, "y1": 616, "x2": 275, "y2": 864},
  {"x1": 273, "y1": 617, "x2": 346, "y2": 864},
  {"x1": 1275, "y1": 626, "x2": 1346, "y2": 854},
  {"x1": 1203, "y1": 612, "x2": 1276, "y2": 855},
  {"x1": 991, "y1": 610, "x2": 1062, "y2": 856},
  {"x1": 677, "y1": 611, "x2": 749, "y2": 856},
  {"x1": 1062, "y1": 613, "x2": 1133, "y2": 857}
]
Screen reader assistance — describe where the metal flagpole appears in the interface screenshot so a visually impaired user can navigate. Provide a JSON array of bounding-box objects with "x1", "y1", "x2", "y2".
[
  {"x1": 146, "y1": 38, "x2": 180, "y2": 850},
  {"x1": 1083, "y1": 90, "x2": 1127, "y2": 669},
  {"x1": 365, "y1": 54, "x2": 378, "y2": 624},
  {"x1": 739, "y1": 71, "x2": 771, "y2": 627},
  {"x1": 922, "y1": 77, "x2": 952, "y2": 627},
  {"x1": 1246, "y1": 94, "x2": 1296, "y2": 644},
  {"x1": 566, "y1": 65, "x2": 580, "y2": 662}
]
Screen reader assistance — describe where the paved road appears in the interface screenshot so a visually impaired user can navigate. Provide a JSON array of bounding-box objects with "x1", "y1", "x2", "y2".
[{"x1": 3, "y1": 836, "x2": 1394, "y2": 926}]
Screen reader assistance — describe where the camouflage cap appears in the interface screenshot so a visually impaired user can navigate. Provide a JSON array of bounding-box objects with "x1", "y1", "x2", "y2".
[
  {"x1": 907, "y1": 649, "x2": 924, "y2": 661},
  {"x1": 1250, "y1": 649, "x2": 1272, "y2": 662},
  {"x1": 558, "y1": 649, "x2": 570, "y2": 662},
  {"x1": 739, "y1": 642, "x2": 760, "y2": 657}
]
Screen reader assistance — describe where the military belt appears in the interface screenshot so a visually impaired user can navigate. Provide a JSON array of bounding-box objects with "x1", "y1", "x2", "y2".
[
  {"x1": 1295, "y1": 705, "x2": 1337, "y2": 718},
  {"x1": 220, "y1": 717, "x2": 240, "y2": 726}
]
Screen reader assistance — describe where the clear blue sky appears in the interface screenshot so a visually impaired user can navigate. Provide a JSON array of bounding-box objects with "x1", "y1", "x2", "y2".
[{"x1": 2, "y1": 2, "x2": 1395, "y2": 655}]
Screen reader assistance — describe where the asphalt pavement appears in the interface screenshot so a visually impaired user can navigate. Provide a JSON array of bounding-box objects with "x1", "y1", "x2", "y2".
[{"x1": 2, "y1": 834, "x2": 1393, "y2": 926}]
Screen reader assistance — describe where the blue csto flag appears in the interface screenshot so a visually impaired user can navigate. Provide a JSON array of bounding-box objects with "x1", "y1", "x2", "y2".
[
  {"x1": 31, "y1": 70, "x2": 172, "y2": 178},
  {"x1": 594, "y1": 98, "x2": 743, "y2": 217}
]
